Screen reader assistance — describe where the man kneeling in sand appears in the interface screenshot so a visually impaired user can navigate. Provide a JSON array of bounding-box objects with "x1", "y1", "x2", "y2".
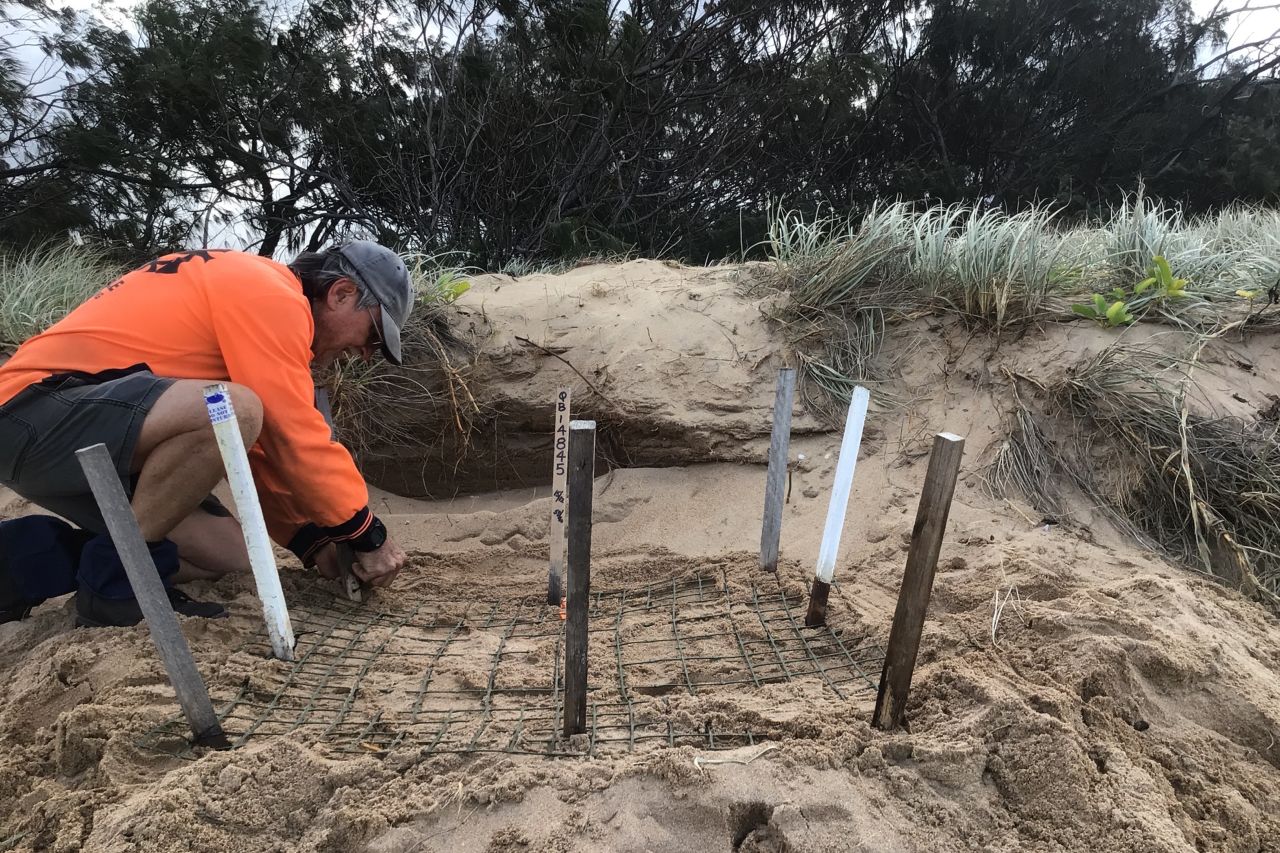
[{"x1": 0, "y1": 242, "x2": 410, "y2": 627}]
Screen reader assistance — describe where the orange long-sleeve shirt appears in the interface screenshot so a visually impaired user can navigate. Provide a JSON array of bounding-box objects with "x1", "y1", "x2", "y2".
[{"x1": 0, "y1": 249, "x2": 370, "y2": 559}]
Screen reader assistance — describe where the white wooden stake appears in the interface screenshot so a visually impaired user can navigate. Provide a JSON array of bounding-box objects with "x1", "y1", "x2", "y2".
[
  {"x1": 204, "y1": 383, "x2": 295, "y2": 661},
  {"x1": 806, "y1": 386, "x2": 871, "y2": 626},
  {"x1": 548, "y1": 387, "x2": 571, "y2": 607},
  {"x1": 815, "y1": 386, "x2": 871, "y2": 582}
]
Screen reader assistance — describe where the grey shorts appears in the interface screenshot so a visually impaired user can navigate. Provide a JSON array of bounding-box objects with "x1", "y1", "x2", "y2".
[{"x1": 0, "y1": 367, "x2": 175, "y2": 534}]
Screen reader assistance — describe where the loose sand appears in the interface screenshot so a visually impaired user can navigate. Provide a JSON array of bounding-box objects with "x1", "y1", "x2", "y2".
[{"x1": 2, "y1": 260, "x2": 1278, "y2": 852}]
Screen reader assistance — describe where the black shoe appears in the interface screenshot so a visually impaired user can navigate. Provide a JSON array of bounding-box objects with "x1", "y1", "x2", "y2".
[{"x1": 75, "y1": 584, "x2": 228, "y2": 628}]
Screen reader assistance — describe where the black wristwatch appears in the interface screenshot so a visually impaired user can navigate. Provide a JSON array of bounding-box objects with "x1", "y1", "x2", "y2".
[{"x1": 350, "y1": 516, "x2": 388, "y2": 552}]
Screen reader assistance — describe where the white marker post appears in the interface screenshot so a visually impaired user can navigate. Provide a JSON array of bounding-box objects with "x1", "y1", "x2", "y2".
[
  {"x1": 805, "y1": 385, "x2": 871, "y2": 627},
  {"x1": 547, "y1": 388, "x2": 571, "y2": 609},
  {"x1": 204, "y1": 383, "x2": 295, "y2": 661}
]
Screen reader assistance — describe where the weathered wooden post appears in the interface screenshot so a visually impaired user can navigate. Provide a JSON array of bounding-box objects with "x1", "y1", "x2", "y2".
[
  {"x1": 873, "y1": 432, "x2": 965, "y2": 730},
  {"x1": 760, "y1": 368, "x2": 796, "y2": 573},
  {"x1": 77, "y1": 443, "x2": 229, "y2": 748},
  {"x1": 563, "y1": 420, "x2": 595, "y2": 738}
]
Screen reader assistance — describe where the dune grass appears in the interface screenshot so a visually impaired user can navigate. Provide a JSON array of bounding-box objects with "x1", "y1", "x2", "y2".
[
  {"x1": 0, "y1": 244, "x2": 120, "y2": 348},
  {"x1": 764, "y1": 192, "x2": 1280, "y2": 415},
  {"x1": 768, "y1": 194, "x2": 1280, "y2": 606},
  {"x1": 8, "y1": 201, "x2": 1280, "y2": 606},
  {"x1": 1054, "y1": 343, "x2": 1280, "y2": 603},
  {"x1": 983, "y1": 341, "x2": 1280, "y2": 607},
  {"x1": 321, "y1": 253, "x2": 478, "y2": 462}
]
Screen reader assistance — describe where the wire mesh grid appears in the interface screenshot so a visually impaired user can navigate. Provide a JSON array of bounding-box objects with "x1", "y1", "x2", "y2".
[{"x1": 139, "y1": 573, "x2": 884, "y2": 759}]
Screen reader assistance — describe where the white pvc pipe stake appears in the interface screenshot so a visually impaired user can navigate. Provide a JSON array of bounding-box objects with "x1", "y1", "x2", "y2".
[
  {"x1": 814, "y1": 385, "x2": 871, "y2": 584},
  {"x1": 204, "y1": 383, "x2": 295, "y2": 661}
]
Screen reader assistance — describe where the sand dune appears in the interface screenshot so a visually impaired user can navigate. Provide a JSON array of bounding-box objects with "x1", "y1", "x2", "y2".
[{"x1": 2, "y1": 260, "x2": 1278, "y2": 852}]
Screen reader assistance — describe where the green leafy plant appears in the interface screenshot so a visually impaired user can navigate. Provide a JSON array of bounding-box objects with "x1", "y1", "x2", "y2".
[
  {"x1": 1136, "y1": 255, "x2": 1188, "y2": 300},
  {"x1": 432, "y1": 269, "x2": 471, "y2": 304},
  {"x1": 1072, "y1": 293, "x2": 1135, "y2": 327}
]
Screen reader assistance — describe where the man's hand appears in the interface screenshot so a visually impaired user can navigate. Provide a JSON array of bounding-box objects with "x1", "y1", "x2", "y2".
[
  {"x1": 351, "y1": 535, "x2": 408, "y2": 588},
  {"x1": 313, "y1": 543, "x2": 342, "y2": 580}
]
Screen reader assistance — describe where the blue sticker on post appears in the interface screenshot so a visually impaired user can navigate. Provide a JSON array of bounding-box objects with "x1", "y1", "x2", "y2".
[{"x1": 204, "y1": 388, "x2": 234, "y2": 425}]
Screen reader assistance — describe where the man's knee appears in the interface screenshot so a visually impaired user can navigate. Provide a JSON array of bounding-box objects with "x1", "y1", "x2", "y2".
[
  {"x1": 223, "y1": 383, "x2": 263, "y2": 445},
  {"x1": 137, "y1": 380, "x2": 263, "y2": 463}
]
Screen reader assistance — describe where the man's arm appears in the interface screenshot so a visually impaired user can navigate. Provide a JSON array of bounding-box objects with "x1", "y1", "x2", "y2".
[{"x1": 207, "y1": 274, "x2": 381, "y2": 561}]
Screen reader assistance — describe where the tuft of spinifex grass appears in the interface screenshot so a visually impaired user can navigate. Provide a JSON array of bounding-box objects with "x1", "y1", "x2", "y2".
[
  {"x1": 763, "y1": 200, "x2": 919, "y2": 420},
  {"x1": 321, "y1": 255, "x2": 478, "y2": 463},
  {"x1": 0, "y1": 244, "x2": 120, "y2": 348},
  {"x1": 1053, "y1": 342, "x2": 1280, "y2": 604},
  {"x1": 766, "y1": 193, "x2": 1280, "y2": 421}
]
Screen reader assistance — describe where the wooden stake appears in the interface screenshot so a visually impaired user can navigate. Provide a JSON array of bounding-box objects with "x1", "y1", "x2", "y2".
[
  {"x1": 873, "y1": 432, "x2": 965, "y2": 730},
  {"x1": 563, "y1": 420, "x2": 595, "y2": 738},
  {"x1": 804, "y1": 576, "x2": 831, "y2": 627},
  {"x1": 760, "y1": 368, "x2": 796, "y2": 573},
  {"x1": 548, "y1": 388, "x2": 572, "y2": 605},
  {"x1": 76, "y1": 443, "x2": 229, "y2": 749},
  {"x1": 805, "y1": 386, "x2": 871, "y2": 627}
]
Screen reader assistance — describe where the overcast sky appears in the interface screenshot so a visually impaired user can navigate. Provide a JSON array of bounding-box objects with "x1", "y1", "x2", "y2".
[{"x1": 1193, "y1": 1, "x2": 1280, "y2": 55}]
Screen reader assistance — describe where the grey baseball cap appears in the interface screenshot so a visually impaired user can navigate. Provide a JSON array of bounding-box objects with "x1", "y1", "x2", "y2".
[{"x1": 334, "y1": 241, "x2": 413, "y2": 365}]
